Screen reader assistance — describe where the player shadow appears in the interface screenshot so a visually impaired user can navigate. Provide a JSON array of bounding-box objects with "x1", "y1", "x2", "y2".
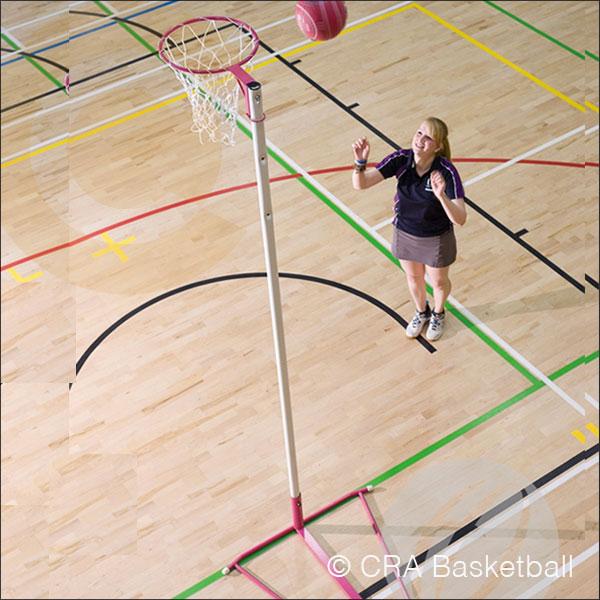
[{"x1": 464, "y1": 286, "x2": 587, "y2": 324}]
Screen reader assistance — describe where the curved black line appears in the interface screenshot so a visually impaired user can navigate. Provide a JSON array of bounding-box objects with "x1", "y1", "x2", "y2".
[
  {"x1": 257, "y1": 37, "x2": 585, "y2": 294},
  {"x1": 0, "y1": 14, "x2": 237, "y2": 113},
  {"x1": 4, "y1": 16, "x2": 583, "y2": 294},
  {"x1": 69, "y1": 10, "x2": 165, "y2": 39},
  {"x1": 359, "y1": 442, "x2": 600, "y2": 598},
  {"x1": 70, "y1": 272, "x2": 435, "y2": 389},
  {"x1": 1, "y1": 49, "x2": 156, "y2": 112},
  {"x1": 1, "y1": 47, "x2": 69, "y2": 72}
]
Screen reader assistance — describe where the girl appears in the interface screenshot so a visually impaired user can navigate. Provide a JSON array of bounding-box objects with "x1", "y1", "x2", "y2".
[{"x1": 352, "y1": 118, "x2": 466, "y2": 341}]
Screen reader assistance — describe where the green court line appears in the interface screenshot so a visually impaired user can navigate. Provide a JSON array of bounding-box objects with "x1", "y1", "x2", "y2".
[
  {"x1": 366, "y1": 350, "x2": 595, "y2": 489},
  {"x1": 93, "y1": 0, "x2": 157, "y2": 54},
  {"x1": 174, "y1": 351, "x2": 597, "y2": 598},
  {"x1": 364, "y1": 381, "x2": 545, "y2": 488},
  {"x1": 78, "y1": 0, "x2": 583, "y2": 389},
  {"x1": 1, "y1": 33, "x2": 66, "y2": 92},
  {"x1": 551, "y1": 353, "x2": 585, "y2": 378},
  {"x1": 92, "y1": 0, "x2": 539, "y2": 387},
  {"x1": 63, "y1": 11, "x2": 595, "y2": 597},
  {"x1": 585, "y1": 349, "x2": 599, "y2": 363},
  {"x1": 174, "y1": 571, "x2": 222, "y2": 600},
  {"x1": 483, "y1": 1, "x2": 585, "y2": 60},
  {"x1": 445, "y1": 303, "x2": 539, "y2": 384},
  {"x1": 236, "y1": 120, "x2": 541, "y2": 386},
  {"x1": 586, "y1": 50, "x2": 599, "y2": 62}
]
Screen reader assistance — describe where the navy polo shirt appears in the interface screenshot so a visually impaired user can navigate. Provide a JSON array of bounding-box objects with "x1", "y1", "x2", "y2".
[{"x1": 376, "y1": 149, "x2": 464, "y2": 237}]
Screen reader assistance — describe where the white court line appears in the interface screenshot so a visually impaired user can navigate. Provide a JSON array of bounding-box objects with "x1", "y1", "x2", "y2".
[
  {"x1": 444, "y1": 294, "x2": 585, "y2": 413},
  {"x1": 1, "y1": 1, "x2": 154, "y2": 61},
  {"x1": 517, "y1": 543, "x2": 599, "y2": 599},
  {"x1": 585, "y1": 393, "x2": 599, "y2": 410},
  {"x1": 373, "y1": 125, "x2": 589, "y2": 231},
  {"x1": 373, "y1": 453, "x2": 599, "y2": 598},
  {"x1": 1, "y1": 26, "x2": 25, "y2": 49},
  {"x1": 239, "y1": 115, "x2": 586, "y2": 414},
  {"x1": 1, "y1": 0, "x2": 412, "y2": 132},
  {"x1": 0, "y1": 1, "x2": 591, "y2": 416},
  {"x1": 0, "y1": 91, "x2": 186, "y2": 164},
  {"x1": 2, "y1": 1, "x2": 85, "y2": 33},
  {"x1": 0, "y1": 15, "x2": 297, "y2": 134},
  {"x1": 100, "y1": 1, "x2": 119, "y2": 16}
]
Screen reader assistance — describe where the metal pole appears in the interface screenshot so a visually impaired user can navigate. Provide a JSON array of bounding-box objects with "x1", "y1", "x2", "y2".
[{"x1": 242, "y1": 77, "x2": 304, "y2": 529}]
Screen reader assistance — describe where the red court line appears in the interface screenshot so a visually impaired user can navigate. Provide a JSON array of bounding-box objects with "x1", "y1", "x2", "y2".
[{"x1": 1, "y1": 159, "x2": 597, "y2": 272}]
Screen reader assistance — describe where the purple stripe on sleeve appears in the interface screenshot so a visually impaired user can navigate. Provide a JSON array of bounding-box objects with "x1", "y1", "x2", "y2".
[
  {"x1": 439, "y1": 158, "x2": 464, "y2": 198},
  {"x1": 376, "y1": 149, "x2": 411, "y2": 179}
]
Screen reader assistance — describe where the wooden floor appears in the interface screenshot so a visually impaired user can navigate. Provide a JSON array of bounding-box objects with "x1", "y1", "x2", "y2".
[{"x1": 1, "y1": 1, "x2": 598, "y2": 598}]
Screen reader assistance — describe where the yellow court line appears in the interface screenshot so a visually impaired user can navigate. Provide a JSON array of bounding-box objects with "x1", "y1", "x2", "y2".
[
  {"x1": 6, "y1": 267, "x2": 43, "y2": 281},
  {"x1": 587, "y1": 423, "x2": 599, "y2": 437},
  {"x1": 2, "y1": 2, "x2": 593, "y2": 170},
  {"x1": 1, "y1": 94, "x2": 186, "y2": 169},
  {"x1": 264, "y1": 4, "x2": 415, "y2": 64},
  {"x1": 92, "y1": 232, "x2": 136, "y2": 262},
  {"x1": 413, "y1": 4, "x2": 590, "y2": 114},
  {"x1": 571, "y1": 430, "x2": 586, "y2": 444}
]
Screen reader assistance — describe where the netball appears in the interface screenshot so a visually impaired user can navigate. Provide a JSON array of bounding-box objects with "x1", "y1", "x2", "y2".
[{"x1": 295, "y1": 1, "x2": 347, "y2": 41}]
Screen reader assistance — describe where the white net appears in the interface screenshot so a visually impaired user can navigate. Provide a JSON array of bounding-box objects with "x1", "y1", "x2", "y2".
[{"x1": 159, "y1": 18, "x2": 258, "y2": 145}]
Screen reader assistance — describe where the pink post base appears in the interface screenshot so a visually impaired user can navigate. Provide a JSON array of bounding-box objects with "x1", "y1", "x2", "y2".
[
  {"x1": 358, "y1": 490, "x2": 410, "y2": 599},
  {"x1": 291, "y1": 494, "x2": 304, "y2": 531},
  {"x1": 296, "y1": 525, "x2": 361, "y2": 599},
  {"x1": 225, "y1": 487, "x2": 409, "y2": 599}
]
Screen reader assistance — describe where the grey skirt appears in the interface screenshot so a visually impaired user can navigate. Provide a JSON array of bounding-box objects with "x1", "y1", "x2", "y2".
[{"x1": 391, "y1": 227, "x2": 457, "y2": 268}]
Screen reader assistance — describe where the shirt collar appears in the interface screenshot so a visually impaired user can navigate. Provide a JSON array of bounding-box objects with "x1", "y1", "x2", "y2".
[{"x1": 410, "y1": 153, "x2": 441, "y2": 176}]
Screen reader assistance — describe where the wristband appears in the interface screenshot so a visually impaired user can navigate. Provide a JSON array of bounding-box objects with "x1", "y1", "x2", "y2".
[{"x1": 354, "y1": 159, "x2": 367, "y2": 165}]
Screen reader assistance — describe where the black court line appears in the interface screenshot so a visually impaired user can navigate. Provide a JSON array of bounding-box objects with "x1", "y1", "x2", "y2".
[
  {"x1": 1, "y1": 86, "x2": 67, "y2": 112},
  {"x1": 0, "y1": 47, "x2": 68, "y2": 72},
  {"x1": 70, "y1": 272, "x2": 435, "y2": 388},
  {"x1": 3, "y1": 16, "x2": 586, "y2": 293},
  {"x1": 69, "y1": 9, "x2": 165, "y2": 39},
  {"x1": 359, "y1": 442, "x2": 599, "y2": 598},
  {"x1": 463, "y1": 198, "x2": 585, "y2": 292},
  {"x1": 1, "y1": 13, "x2": 237, "y2": 112},
  {"x1": 258, "y1": 38, "x2": 585, "y2": 295},
  {"x1": 514, "y1": 228, "x2": 528, "y2": 237},
  {"x1": 585, "y1": 274, "x2": 599, "y2": 290},
  {"x1": 257, "y1": 39, "x2": 400, "y2": 150},
  {"x1": 0, "y1": 48, "x2": 69, "y2": 111}
]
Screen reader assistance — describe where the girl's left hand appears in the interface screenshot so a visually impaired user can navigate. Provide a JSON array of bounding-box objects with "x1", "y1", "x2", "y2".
[{"x1": 431, "y1": 170, "x2": 446, "y2": 199}]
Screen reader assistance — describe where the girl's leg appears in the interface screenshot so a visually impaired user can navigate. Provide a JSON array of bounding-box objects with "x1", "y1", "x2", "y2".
[
  {"x1": 400, "y1": 260, "x2": 430, "y2": 338},
  {"x1": 425, "y1": 265, "x2": 451, "y2": 313},
  {"x1": 424, "y1": 265, "x2": 451, "y2": 341},
  {"x1": 399, "y1": 260, "x2": 427, "y2": 311}
]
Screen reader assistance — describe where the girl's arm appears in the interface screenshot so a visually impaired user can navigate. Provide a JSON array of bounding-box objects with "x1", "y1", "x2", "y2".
[{"x1": 352, "y1": 137, "x2": 384, "y2": 190}]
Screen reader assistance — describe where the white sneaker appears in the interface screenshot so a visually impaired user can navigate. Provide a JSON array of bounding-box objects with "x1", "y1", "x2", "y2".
[
  {"x1": 426, "y1": 310, "x2": 445, "y2": 341},
  {"x1": 406, "y1": 304, "x2": 431, "y2": 338}
]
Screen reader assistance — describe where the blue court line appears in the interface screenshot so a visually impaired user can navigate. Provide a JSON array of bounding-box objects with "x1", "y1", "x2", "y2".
[{"x1": 1, "y1": 0, "x2": 178, "y2": 67}]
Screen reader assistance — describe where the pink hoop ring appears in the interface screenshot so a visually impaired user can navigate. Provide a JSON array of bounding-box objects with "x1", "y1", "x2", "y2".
[{"x1": 158, "y1": 16, "x2": 260, "y2": 75}]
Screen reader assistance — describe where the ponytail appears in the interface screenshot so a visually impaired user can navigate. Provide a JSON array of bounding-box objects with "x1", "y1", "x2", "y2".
[{"x1": 425, "y1": 116, "x2": 451, "y2": 161}]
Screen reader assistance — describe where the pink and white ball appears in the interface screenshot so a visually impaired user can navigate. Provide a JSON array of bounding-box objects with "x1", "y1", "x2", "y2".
[{"x1": 295, "y1": 1, "x2": 347, "y2": 41}]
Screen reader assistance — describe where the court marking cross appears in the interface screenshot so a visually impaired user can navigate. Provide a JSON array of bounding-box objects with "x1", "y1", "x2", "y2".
[{"x1": 92, "y1": 232, "x2": 136, "y2": 262}]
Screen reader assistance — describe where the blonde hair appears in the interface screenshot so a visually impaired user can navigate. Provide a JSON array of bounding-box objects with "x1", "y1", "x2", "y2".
[{"x1": 424, "y1": 117, "x2": 451, "y2": 161}]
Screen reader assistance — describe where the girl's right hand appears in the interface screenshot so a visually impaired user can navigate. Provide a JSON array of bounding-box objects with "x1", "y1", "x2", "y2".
[{"x1": 352, "y1": 137, "x2": 370, "y2": 163}]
